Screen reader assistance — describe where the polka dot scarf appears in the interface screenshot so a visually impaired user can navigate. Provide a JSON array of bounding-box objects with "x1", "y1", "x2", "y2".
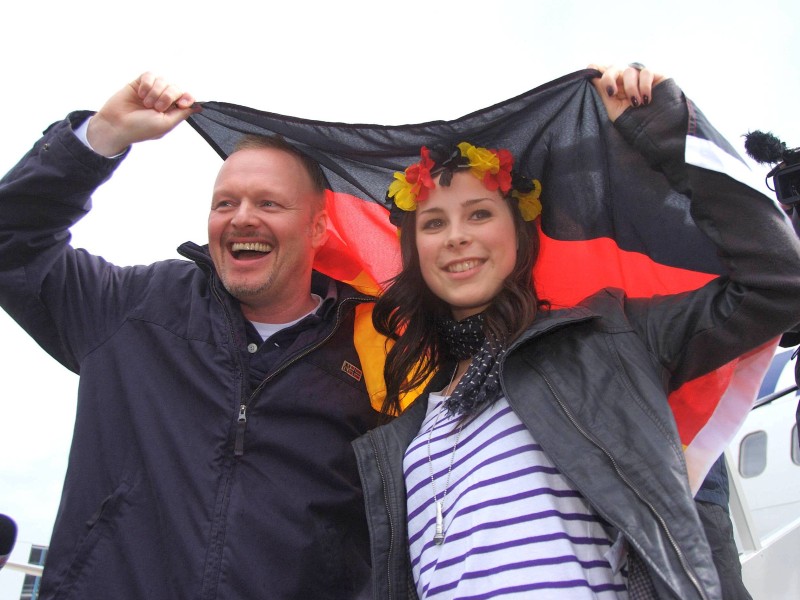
[{"x1": 436, "y1": 313, "x2": 507, "y2": 416}]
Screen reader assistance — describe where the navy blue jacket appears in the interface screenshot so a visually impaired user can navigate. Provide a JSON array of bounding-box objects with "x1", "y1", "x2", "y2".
[{"x1": 0, "y1": 112, "x2": 381, "y2": 599}]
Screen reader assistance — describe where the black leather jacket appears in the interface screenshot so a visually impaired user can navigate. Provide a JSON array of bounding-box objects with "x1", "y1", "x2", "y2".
[{"x1": 352, "y1": 81, "x2": 800, "y2": 599}]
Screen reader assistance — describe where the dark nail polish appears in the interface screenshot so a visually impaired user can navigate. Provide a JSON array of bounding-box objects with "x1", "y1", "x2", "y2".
[
  {"x1": 606, "y1": 86, "x2": 614, "y2": 97},
  {"x1": 631, "y1": 96, "x2": 640, "y2": 107},
  {"x1": 643, "y1": 95, "x2": 650, "y2": 106}
]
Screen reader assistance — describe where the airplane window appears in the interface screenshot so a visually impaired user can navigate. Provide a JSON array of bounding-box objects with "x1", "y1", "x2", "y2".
[
  {"x1": 792, "y1": 425, "x2": 800, "y2": 466},
  {"x1": 739, "y1": 430, "x2": 767, "y2": 477}
]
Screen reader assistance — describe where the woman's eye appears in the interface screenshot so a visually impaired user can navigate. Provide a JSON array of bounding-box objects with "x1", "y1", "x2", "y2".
[
  {"x1": 420, "y1": 218, "x2": 444, "y2": 230},
  {"x1": 470, "y1": 209, "x2": 492, "y2": 220}
]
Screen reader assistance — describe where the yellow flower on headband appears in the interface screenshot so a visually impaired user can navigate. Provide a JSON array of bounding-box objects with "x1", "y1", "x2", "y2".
[
  {"x1": 458, "y1": 142, "x2": 498, "y2": 176},
  {"x1": 457, "y1": 142, "x2": 513, "y2": 193},
  {"x1": 512, "y1": 179, "x2": 543, "y2": 221},
  {"x1": 388, "y1": 173, "x2": 418, "y2": 211}
]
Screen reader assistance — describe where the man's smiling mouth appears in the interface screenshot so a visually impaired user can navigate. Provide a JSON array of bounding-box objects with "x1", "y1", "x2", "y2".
[{"x1": 231, "y1": 241, "x2": 273, "y2": 259}]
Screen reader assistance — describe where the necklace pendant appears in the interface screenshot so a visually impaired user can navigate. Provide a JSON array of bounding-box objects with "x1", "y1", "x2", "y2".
[{"x1": 433, "y1": 500, "x2": 445, "y2": 545}]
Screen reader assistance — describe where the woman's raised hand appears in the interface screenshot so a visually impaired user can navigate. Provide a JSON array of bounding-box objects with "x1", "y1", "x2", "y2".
[{"x1": 588, "y1": 63, "x2": 666, "y2": 122}]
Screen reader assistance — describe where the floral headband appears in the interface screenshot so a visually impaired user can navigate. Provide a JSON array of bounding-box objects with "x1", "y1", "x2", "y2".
[{"x1": 386, "y1": 142, "x2": 542, "y2": 226}]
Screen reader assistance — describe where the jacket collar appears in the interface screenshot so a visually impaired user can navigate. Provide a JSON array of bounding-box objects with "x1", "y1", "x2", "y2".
[{"x1": 507, "y1": 304, "x2": 600, "y2": 354}]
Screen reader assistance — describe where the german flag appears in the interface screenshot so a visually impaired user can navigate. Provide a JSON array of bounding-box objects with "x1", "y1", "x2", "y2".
[{"x1": 187, "y1": 69, "x2": 775, "y2": 491}]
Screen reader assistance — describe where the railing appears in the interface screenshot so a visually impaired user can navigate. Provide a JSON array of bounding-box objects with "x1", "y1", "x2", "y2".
[{"x1": 3, "y1": 561, "x2": 43, "y2": 577}]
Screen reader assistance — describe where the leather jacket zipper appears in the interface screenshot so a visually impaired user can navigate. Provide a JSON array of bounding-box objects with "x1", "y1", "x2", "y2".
[
  {"x1": 533, "y1": 366, "x2": 708, "y2": 600},
  {"x1": 368, "y1": 431, "x2": 395, "y2": 600}
]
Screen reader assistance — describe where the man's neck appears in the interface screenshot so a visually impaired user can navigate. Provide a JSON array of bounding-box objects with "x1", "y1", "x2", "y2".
[{"x1": 240, "y1": 294, "x2": 320, "y2": 325}]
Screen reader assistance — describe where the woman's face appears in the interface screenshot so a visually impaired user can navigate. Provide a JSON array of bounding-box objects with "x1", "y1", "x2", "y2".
[{"x1": 415, "y1": 171, "x2": 518, "y2": 321}]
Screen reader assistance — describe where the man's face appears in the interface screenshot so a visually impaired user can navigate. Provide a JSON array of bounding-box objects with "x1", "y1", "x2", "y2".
[{"x1": 208, "y1": 148, "x2": 327, "y2": 321}]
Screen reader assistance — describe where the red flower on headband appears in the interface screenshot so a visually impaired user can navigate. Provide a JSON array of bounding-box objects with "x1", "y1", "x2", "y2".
[
  {"x1": 388, "y1": 146, "x2": 436, "y2": 209},
  {"x1": 407, "y1": 147, "x2": 436, "y2": 201},
  {"x1": 483, "y1": 148, "x2": 513, "y2": 193}
]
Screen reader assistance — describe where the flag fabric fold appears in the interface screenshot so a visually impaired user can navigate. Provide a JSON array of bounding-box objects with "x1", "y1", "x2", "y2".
[{"x1": 187, "y1": 68, "x2": 770, "y2": 490}]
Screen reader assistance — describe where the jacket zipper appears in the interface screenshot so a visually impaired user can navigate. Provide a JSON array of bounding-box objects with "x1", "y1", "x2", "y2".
[
  {"x1": 235, "y1": 404, "x2": 247, "y2": 455},
  {"x1": 234, "y1": 296, "x2": 373, "y2": 457},
  {"x1": 533, "y1": 367, "x2": 708, "y2": 600},
  {"x1": 197, "y1": 272, "x2": 248, "y2": 600},
  {"x1": 368, "y1": 432, "x2": 394, "y2": 600},
  {"x1": 206, "y1": 275, "x2": 250, "y2": 457}
]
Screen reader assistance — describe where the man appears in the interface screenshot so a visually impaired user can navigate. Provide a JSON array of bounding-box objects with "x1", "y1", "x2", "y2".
[
  {"x1": 0, "y1": 73, "x2": 380, "y2": 599},
  {"x1": 779, "y1": 206, "x2": 800, "y2": 446},
  {"x1": 695, "y1": 457, "x2": 753, "y2": 600}
]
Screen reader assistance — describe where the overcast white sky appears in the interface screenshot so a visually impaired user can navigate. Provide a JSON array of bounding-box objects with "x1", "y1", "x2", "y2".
[{"x1": 2, "y1": 0, "x2": 799, "y2": 594}]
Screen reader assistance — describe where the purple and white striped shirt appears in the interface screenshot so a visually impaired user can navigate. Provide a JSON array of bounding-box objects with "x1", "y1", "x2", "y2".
[{"x1": 403, "y1": 393, "x2": 628, "y2": 599}]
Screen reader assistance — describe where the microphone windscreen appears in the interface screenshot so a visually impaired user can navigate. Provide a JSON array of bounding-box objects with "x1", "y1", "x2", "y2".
[
  {"x1": 0, "y1": 514, "x2": 18, "y2": 556},
  {"x1": 744, "y1": 130, "x2": 787, "y2": 164}
]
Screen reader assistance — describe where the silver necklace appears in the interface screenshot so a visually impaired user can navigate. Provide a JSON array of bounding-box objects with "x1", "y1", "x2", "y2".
[{"x1": 427, "y1": 364, "x2": 464, "y2": 545}]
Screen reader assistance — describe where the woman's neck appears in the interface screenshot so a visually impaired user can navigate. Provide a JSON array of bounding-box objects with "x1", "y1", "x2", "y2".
[{"x1": 443, "y1": 358, "x2": 472, "y2": 396}]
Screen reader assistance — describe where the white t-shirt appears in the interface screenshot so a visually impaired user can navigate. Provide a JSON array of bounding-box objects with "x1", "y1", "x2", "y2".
[{"x1": 250, "y1": 294, "x2": 322, "y2": 341}]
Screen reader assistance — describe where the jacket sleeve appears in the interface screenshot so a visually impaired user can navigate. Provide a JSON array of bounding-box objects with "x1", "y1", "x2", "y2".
[
  {"x1": 613, "y1": 80, "x2": 800, "y2": 389},
  {"x1": 0, "y1": 112, "x2": 133, "y2": 372}
]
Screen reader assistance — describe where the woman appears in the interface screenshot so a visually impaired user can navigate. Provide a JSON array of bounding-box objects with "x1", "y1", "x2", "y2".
[{"x1": 352, "y1": 66, "x2": 800, "y2": 599}]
